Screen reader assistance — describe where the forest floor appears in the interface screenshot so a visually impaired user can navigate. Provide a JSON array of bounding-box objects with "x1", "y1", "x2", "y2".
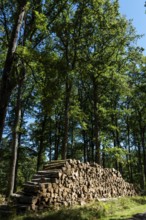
[{"x1": 0, "y1": 196, "x2": 146, "y2": 220}]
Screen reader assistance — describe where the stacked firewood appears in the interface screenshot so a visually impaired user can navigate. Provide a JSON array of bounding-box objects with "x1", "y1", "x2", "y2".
[{"x1": 15, "y1": 159, "x2": 138, "y2": 211}]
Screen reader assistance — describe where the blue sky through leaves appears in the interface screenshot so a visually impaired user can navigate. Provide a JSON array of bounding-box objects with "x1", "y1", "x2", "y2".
[{"x1": 119, "y1": 0, "x2": 146, "y2": 54}]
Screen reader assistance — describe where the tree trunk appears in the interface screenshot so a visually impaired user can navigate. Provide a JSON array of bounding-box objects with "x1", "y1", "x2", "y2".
[
  {"x1": 0, "y1": 1, "x2": 27, "y2": 142},
  {"x1": 8, "y1": 81, "x2": 22, "y2": 196},
  {"x1": 102, "y1": 145, "x2": 105, "y2": 168},
  {"x1": 37, "y1": 115, "x2": 47, "y2": 171},
  {"x1": 49, "y1": 118, "x2": 52, "y2": 161},
  {"x1": 137, "y1": 136, "x2": 144, "y2": 188},
  {"x1": 112, "y1": 131, "x2": 118, "y2": 170},
  {"x1": 70, "y1": 122, "x2": 74, "y2": 158},
  {"x1": 14, "y1": 128, "x2": 22, "y2": 193},
  {"x1": 138, "y1": 111, "x2": 146, "y2": 181},
  {"x1": 61, "y1": 80, "x2": 72, "y2": 159},
  {"x1": 115, "y1": 117, "x2": 123, "y2": 174},
  {"x1": 126, "y1": 116, "x2": 133, "y2": 182},
  {"x1": 83, "y1": 130, "x2": 88, "y2": 162},
  {"x1": 92, "y1": 76, "x2": 100, "y2": 164},
  {"x1": 141, "y1": 127, "x2": 146, "y2": 178},
  {"x1": 54, "y1": 115, "x2": 61, "y2": 160}
]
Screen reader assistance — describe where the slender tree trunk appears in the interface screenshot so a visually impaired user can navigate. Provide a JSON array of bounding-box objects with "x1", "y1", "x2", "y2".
[
  {"x1": 112, "y1": 130, "x2": 118, "y2": 170},
  {"x1": 92, "y1": 76, "x2": 100, "y2": 164},
  {"x1": 115, "y1": 117, "x2": 123, "y2": 174},
  {"x1": 14, "y1": 130, "x2": 22, "y2": 192},
  {"x1": 70, "y1": 122, "x2": 74, "y2": 158},
  {"x1": 54, "y1": 115, "x2": 61, "y2": 160},
  {"x1": 126, "y1": 116, "x2": 133, "y2": 182},
  {"x1": 111, "y1": 113, "x2": 118, "y2": 170},
  {"x1": 8, "y1": 82, "x2": 22, "y2": 196},
  {"x1": 0, "y1": 1, "x2": 27, "y2": 142},
  {"x1": 83, "y1": 130, "x2": 88, "y2": 162},
  {"x1": 54, "y1": 124, "x2": 59, "y2": 160},
  {"x1": 61, "y1": 79, "x2": 71, "y2": 159},
  {"x1": 141, "y1": 127, "x2": 146, "y2": 178},
  {"x1": 49, "y1": 118, "x2": 52, "y2": 161},
  {"x1": 111, "y1": 113, "x2": 122, "y2": 171},
  {"x1": 89, "y1": 121, "x2": 94, "y2": 162},
  {"x1": 102, "y1": 145, "x2": 105, "y2": 168},
  {"x1": 0, "y1": 89, "x2": 12, "y2": 143},
  {"x1": 37, "y1": 115, "x2": 47, "y2": 171},
  {"x1": 138, "y1": 112, "x2": 146, "y2": 182},
  {"x1": 136, "y1": 135, "x2": 144, "y2": 188}
]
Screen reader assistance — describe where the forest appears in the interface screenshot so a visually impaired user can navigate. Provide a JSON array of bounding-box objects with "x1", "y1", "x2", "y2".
[{"x1": 0, "y1": 0, "x2": 146, "y2": 199}]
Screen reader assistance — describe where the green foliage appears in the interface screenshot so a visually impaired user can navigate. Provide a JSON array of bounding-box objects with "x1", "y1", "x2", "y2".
[
  {"x1": 34, "y1": 11, "x2": 48, "y2": 33},
  {"x1": 103, "y1": 147, "x2": 128, "y2": 164},
  {"x1": 17, "y1": 156, "x2": 37, "y2": 189}
]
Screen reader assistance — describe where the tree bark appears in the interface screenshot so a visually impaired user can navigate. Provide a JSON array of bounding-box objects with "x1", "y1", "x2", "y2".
[
  {"x1": 83, "y1": 130, "x2": 88, "y2": 163},
  {"x1": 126, "y1": 115, "x2": 134, "y2": 183},
  {"x1": 0, "y1": 1, "x2": 27, "y2": 143},
  {"x1": 92, "y1": 76, "x2": 100, "y2": 164},
  {"x1": 61, "y1": 79, "x2": 72, "y2": 159},
  {"x1": 138, "y1": 111, "x2": 146, "y2": 181},
  {"x1": 8, "y1": 81, "x2": 22, "y2": 196},
  {"x1": 54, "y1": 115, "x2": 61, "y2": 160},
  {"x1": 37, "y1": 115, "x2": 47, "y2": 171},
  {"x1": 136, "y1": 135, "x2": 144, "y2": 188}
]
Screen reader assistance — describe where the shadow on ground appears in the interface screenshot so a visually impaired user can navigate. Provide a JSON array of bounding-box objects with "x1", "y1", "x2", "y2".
[
  {"x1": 0, "y1": 205, "x2": 17, "y2": 220},
  {"x1": 127, "y1": 213, "x2": 146, "y2": 220},
  {"x1": 131, "y1": 197, "x2": 146, "y2": 205},
  {"x1": 1, "y1": 204, "x2": 146, "y2": 220}
]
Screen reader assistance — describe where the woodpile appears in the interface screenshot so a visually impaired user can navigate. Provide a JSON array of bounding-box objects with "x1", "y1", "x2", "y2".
[{"x1": 14, "y1": 159, "x2": 138, "y2": 211}]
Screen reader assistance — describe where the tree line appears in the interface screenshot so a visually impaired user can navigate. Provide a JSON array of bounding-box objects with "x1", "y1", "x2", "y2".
[{"x1": 0, "y1": 0, "x2": 146, "y2": 196}]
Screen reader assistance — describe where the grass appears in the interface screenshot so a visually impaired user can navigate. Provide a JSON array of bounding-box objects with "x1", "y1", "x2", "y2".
[
  {"x1": 1, "y1": 196, "x2": 146, "y2": 220},
  {"x1": 102, "y1": 196, "x2": 146, "y2": 219}
]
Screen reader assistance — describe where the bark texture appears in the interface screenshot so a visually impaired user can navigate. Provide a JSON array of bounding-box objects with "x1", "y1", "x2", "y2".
[{"x1": 0, "y1": 1, "x2": 27, "y2": 142}]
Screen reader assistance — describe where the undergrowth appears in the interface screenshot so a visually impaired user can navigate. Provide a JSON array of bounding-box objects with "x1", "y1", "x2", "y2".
[
  {"x1": 0, "y1": 194, "x2": 6, "y2": 204},
  {"x1": 1, "y1": 196, "x2": 146, "y2": 220}
]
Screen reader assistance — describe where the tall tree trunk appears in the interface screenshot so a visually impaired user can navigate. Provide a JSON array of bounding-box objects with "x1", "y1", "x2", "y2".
[
  {"x1": 140, "y1": 127, "x2": 146, "y2": 178},
  {"x1": 54, "y1": 115, "x2": 61, "y2": 160},
  {"x1": 140, "y1": 126, "x2": 146, "y2": 178},
  {"x1": 37, "y1": 115, "x2": 47, "y2": 171},
  {"x1": 111, "y1": 113, "x2": 118, "y2": 170},
  {"x1": 92, "y1": 76, "x2": 100, "y2": 164},
  {"x1": 115, "y1": 116, "x2": 123, "y2": 174},
  {"x1": 54, "y1": 123, "x2": 59, "y2": 160},
  {"x1": 49, "y1": 117, "x2": 52, "y2": 161},
  {"x1": 111, "y1": 113, "x2": 121, "y2": 171},
  {"x1": 83, "y1": 130, "x2": 88, "y2": 162},
  {"x1": 135, "y1": 134, "x2": 144, "y2": 188},
  {"x1": 112, "y1": 131, "x2": 118, "y2": 170},
  {"x1": 61, "y1": 80, "x2": 72, "y2": 159},
  {"x1": 0, "y1": 1, "x2": 27, "y2": 142},
  {"x1": 102, "y1": 145, "x2": 105, "y2": 168},
  {"x1": 8, "y1": 81, "x2": 22, "y2": 196},
  {"x1": 126, "y1": 117, "x2": 133, "y2": 182},
  {"x1": 138, "y1": 111, "x2": 146, "y2": 181},
  {"x1": 70, "y1": 122, "x2": 75, "y2": 158},
  {"x1": 14, "y1": 129, "x2": 22, "y2": 193}
]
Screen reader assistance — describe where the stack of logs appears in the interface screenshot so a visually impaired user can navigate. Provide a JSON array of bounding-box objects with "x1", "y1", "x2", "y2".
[{"x1": 15, "y1": 159, "x2": 138, "y2": 211}]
